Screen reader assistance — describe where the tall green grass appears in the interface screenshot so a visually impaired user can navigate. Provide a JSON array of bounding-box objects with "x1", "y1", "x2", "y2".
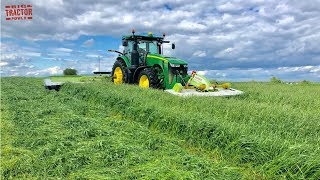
[
  {"x1": 59, "y1": 80, "x2": 320, "y2": 179},
  {"x1": 1, "y1": 77, "x2": 319, "y2": 179},
  {"x1": 1, "y1": 77, "x2": 251, "y2": 179}
]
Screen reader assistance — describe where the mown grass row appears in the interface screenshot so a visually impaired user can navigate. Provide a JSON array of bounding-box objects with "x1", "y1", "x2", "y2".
[
  {"x1": 50, "y1": 75, "x2": 108, "y2": 83},
  {"x1": 1, "y1": 77, "x2": 251, "y2": 179},
  {"x1": 59, "y1": 80, "x2": 320, "y2": 179}
]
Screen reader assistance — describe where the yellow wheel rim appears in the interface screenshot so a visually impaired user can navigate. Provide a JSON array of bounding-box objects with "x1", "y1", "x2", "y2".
[
  {"x1": 139, "y1": 75, "x2": 149, "y2": 88},
  {"x1": 113, "y1": 67, "x2": 123, "y2": 85}
]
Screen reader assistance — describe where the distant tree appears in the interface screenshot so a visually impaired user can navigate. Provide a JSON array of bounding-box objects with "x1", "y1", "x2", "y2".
[
  {"x1": 63, "y1": 68, "x2": 77, "y2": 75},
  {"x1": 270, "y1": 76, "x2": 282, "y2": 83},
  {"x1": 300, "y1": 80, "x2": 311, "y2": 84}
]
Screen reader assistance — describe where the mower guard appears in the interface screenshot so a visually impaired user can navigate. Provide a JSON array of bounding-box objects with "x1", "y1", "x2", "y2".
[{"x1": 165, "y1": 88, "x2": 243, "y2": 97}]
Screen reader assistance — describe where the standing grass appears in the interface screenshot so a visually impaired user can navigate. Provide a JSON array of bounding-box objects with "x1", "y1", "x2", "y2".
[
  {"x1": 1, "y1": 77, "x2": 319, "y2": 179},
  {"x1": 1, "y1": 77, "x2": 249, "y2": 179},
  {"x1": 60, "y1": 80, "x2": 320, "y2": 179}
]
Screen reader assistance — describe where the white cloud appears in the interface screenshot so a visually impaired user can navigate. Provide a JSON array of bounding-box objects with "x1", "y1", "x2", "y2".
[
  {"x1": 26, "y1": 66, "x2": 63, "y2": 76},
  {"x1": 277, "y1": 16, "x2": 295, "y2": 26},
  {"x1": 197, "y1": 65, "x2": 320, "y2": 82},
  {"x1": 1, "y1": 54, "x2": 17, "y2": 60},
  {"x1": 0, "y1": 62, "x2": 9, "y2": 67},
  {"x1": 82, "y1": 38, "x2": 95, "y2": 47},
  {"x1": 193, "y1": 50, "x2": 206, "y2": 57},
  {"x1": 197, "y1": 70, "x2": 208, "y2": 76},
  {"x1": 86, "y1": 54, "x2": 100, "y2": 58},
  {"x1": 215, "y1": 47, "x2": 236, "y2": 58},
  {"x1": 123, "y1": 14, "x2": 134, "y2": 24},
  {"x1": 177, "y1": 20, "x2": 207, "y2": 31},
  {"x1": 275, "y1": 3, "x2": 290, "y2": 13},
  {"x1": 34, "y1": 0, "x2": 64, "y2": 7},
  {"x1": 217, "y1": 2, "x2": 242, "y2": 12},
  {"x1": 277, "y1": 66, "x2": 319, "y2": 73},
  {"x1": 55, "y1": 48, "x2": 73, "y2": 53},
  {"x1": 24, "y1": 52, "x2": 42, "y2": 57}
]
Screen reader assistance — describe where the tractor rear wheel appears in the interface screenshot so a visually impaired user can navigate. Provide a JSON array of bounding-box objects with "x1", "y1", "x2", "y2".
[
  {"x1": 138, "y1": 68, "x2": 158, "y2": 88},
  {"x1": 112, "y1": 60, "x2": 128, "y2": 85}
]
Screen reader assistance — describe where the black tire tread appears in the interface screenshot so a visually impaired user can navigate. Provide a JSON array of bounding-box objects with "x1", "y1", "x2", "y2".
[{"x1": 138, "y1": 68, "x2": 159, "y2": 88}]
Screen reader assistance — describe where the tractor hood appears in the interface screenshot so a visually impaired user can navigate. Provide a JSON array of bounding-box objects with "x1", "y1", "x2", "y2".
[
  {"x1": 166, "y1": 57, "x2": 188, "y2": 65},
  {"x1": 148, "y1": 54, "x2": 188, "y2": 65}
]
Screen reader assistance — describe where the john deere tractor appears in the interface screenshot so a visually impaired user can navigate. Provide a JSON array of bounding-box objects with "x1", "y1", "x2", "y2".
[
  {"x1": 109, "y1": 30, "x2": 243, "y2": 96},
  {"x1": 110, "y1": 30, "x2": 189, "y2": 89}
]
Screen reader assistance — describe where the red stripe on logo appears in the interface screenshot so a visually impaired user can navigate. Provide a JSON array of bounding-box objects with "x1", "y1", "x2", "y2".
[
  {"x1": 27, "y1": 5, "x2": 32, "y2": 7},
  {"x1": 5, "y1": 5, "x2": 10, "y2": 8},
  {"x1": 27, "y1": 17, "x2": 32, "y2": 19},
  {"x1": 6, "y1": 18, "x2": 11, "y2": 20}
]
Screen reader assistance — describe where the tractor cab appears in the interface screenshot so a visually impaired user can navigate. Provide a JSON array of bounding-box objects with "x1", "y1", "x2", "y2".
[
  {"x1": 122, "y1": 32, "x2": 165, "y2": 66},
  {"x1": 137, "y1": 40, "x2": 160, "y2": 63}
]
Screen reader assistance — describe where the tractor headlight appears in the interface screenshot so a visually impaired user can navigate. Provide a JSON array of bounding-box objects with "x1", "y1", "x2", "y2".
[{"x1": 170, "y1": 64, "x2": 180, "y2": 67}]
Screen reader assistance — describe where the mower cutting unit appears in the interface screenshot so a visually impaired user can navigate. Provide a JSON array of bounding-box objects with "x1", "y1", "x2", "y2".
[
  {"x1": 44, "y1": 79, "x2": 63, "y2": 91},
  {"x1": 109, "y1": 30, "x2": 243, "y2": 96}
]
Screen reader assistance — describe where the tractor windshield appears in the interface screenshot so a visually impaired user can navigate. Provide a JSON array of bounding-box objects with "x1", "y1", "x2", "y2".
[
  {"x1": 149, "y1": 41, "x2": 159, "y2": 54},
  {"x1": 138, "y1": 41, "x2": 160, "y2": 55}
]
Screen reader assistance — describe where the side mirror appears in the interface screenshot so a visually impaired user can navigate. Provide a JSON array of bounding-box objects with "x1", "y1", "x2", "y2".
[
  {"x1": 122, "y1": 40, "x2": 128, "y2": 46},
  {"x1": 172, "y1": 43, "x2": 175, "y2": 49}
]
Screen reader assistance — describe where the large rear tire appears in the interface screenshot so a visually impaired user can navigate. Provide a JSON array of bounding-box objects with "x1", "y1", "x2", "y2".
[
  {"x1": 111, "y1": 60, "x2": 128, "y2": 85},
  {"x1": 138, "y1": 68, "x2": 158, "y2": 88}
]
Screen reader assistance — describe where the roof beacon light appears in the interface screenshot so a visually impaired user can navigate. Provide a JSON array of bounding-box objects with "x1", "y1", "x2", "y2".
[{"x1": 148, "y1": 32, "x2": 153, "y2": 37}]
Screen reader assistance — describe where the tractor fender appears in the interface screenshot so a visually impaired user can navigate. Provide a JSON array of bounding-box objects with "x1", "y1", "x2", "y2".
[
  {"x1": 117, "y1": 56, "x2": 130, "y2": 67},
  {"x1": 133, "y1": 66, "x2": 148, "y2": 83}
]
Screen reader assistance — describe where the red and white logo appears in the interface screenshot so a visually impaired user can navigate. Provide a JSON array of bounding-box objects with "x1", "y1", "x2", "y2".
[{"x1": 5, "y1": 4, "x2": 32, "y2": 21}]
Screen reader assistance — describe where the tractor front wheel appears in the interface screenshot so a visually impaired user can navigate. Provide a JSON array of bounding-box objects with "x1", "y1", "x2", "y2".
[
  {"x1": 111, "y1": 60, "x2": 128, "y2": 85},
  {"x1": 138, "y1": 68, "x2": 158, "y2": 88}
]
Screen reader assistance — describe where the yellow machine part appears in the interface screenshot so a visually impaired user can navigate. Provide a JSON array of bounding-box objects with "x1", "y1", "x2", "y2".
[
  {"x1": 139, "y1": 75, "x2": 149, "y2": 88},
  {"x1": 173, "y1": 83, "x2": 183, "y2": 92},
  {"x1": 113, "y1": 67, "x2": 123, "y2": 85}
]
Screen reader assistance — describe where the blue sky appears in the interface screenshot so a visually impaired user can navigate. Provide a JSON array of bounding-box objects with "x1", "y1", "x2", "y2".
[{"x1": 1, "y1": 0, "x2": 320, "y2": 81}]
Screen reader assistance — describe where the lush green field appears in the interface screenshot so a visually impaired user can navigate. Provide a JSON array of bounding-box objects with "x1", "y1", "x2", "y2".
[
  {"x1": 1, "y1": 77, "x2": 319, "y2": 179},
  {"x1": 50, "y1": 75, "x2": 108, "y2": 83}
]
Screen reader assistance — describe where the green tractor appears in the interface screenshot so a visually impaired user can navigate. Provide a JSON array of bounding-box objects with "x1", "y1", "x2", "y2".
[
  {"x1": 109, "y1": 30, "x2": 243, "y2": 96},
  {"x1": 110, "y1": 30, "x2": 189, "y2": 89}
]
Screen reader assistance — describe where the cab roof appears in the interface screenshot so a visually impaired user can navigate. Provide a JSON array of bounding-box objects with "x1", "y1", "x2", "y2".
[{"x1": 122, "y1": 34, "x2": 164, "y2": 41}]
